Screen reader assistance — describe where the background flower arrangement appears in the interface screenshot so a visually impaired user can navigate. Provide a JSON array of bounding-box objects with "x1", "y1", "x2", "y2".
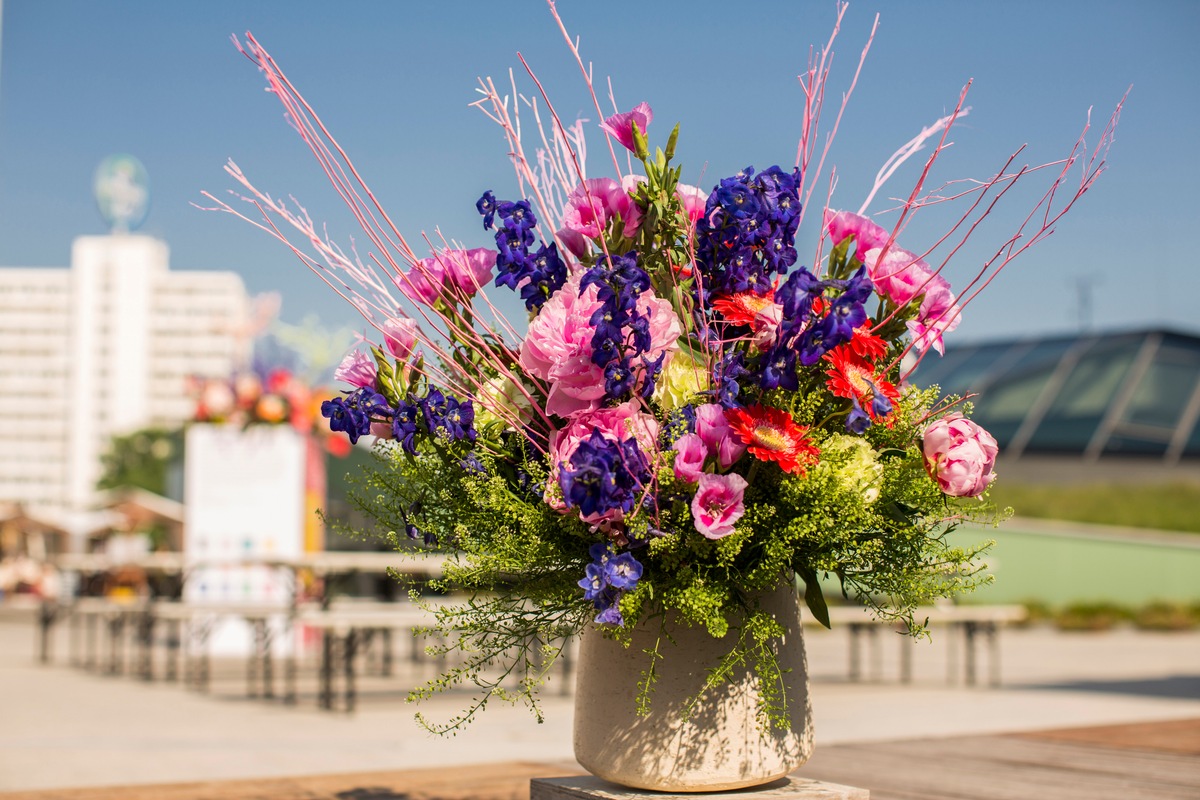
[{"x1": 204, "y1": 2, "x2": 1120, "y2": 732}]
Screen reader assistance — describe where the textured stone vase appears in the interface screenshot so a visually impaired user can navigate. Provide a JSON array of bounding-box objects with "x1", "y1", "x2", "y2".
[{"x1": 572, "y1": 583, "x2": 814, "y2": 792}]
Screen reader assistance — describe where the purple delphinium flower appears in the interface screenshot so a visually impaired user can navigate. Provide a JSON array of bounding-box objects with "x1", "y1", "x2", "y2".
[{"x1": 321, "y1": 396, "x2": 370, "y2": 444}]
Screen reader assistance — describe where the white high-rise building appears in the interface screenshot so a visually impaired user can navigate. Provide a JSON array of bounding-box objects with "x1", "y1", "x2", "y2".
[{"x1": 0, "y1": 233, "x2": 249, "y2": 523}]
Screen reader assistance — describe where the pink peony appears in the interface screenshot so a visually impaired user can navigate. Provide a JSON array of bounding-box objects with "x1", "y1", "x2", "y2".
[
  {"x1": 825, "y1": 209, "x2": 890, "y2": 254},
  {"x1": 675, "y1": 184, "x2": 709, "y2": 224},
  {"x1": 520, "y1": 272, "x2": 608, "y2": 417},
  {"x1": 383, "y1": 316, "x2": 418, "y2": 360},
  {"x1": 691, "y1": 472, "x2": 748, "y2": 539},
  {"x1": 672, "y1": 433, "x2": 709, "y2": 483},
  {"x1": 921, "y1": 414, "x2": 998, "y2": 497},
  {"x1": 520, "y1": 271, "x2": 680, "y2": 418},
  {"x1": 560, "y1": 178, "x2": 643, "y2": 241},
  {"x1": 695, "y1": 403, "x2": 747, "y2": 470},
  {"x1": 600, "y1": 102, "x2": 653, "y2": 153},
  {"x1": 334, "y1": 350, "x2": 377, "y2": 389}
]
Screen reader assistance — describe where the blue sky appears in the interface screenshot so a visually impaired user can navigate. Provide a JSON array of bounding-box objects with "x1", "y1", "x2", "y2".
[{"x1": 1, "y1": 0, "x2": 1196, "y2": 345}]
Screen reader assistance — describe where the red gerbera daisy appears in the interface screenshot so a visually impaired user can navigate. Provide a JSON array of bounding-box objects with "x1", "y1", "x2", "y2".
[
  {"x1": 711, "y1": 291, "x2": 777, "y2": 326},
  {"x1": 848, "y1": 324, "x2": 888, "y2": 362},
  {"x1": 726, "y1": 404, "x2": 820, "y2": 476},
  {"x1": 824, "y1": 347, "x2": 900, "y2": 423}
]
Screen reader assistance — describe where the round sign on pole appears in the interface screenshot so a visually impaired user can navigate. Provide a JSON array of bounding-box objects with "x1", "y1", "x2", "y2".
[{"x1": 94, "y1": 154, "x2": 150, "y2": 232}]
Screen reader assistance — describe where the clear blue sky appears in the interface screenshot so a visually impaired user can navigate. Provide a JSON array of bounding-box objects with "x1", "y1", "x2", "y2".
[{"x1": 1, "y1": 1, "x2": 1196, "y2": 344}]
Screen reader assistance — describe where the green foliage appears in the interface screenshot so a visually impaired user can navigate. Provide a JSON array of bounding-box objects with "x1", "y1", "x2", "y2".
[{"x1": 97, "y1": 427, "x2": 182, "y2": 496}]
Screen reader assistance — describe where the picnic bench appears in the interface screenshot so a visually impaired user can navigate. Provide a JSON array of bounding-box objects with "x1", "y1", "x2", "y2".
[{"x1": 820, "y1": 603, "x2": 1028, "y2": 686}]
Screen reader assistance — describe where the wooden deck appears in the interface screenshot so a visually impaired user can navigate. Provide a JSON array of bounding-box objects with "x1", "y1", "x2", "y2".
[{"x1": 2, "y1": 719, "x2": 1196, "y2": 800}]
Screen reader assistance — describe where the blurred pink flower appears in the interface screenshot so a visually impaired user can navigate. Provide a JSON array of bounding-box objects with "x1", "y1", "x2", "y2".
[
  {"x1": 672, "y1": 433, "x2": 709, "y2": 483},
  {"x1": 691, "y1": 472, "x2": 748, "y2": 539},
  {"x1": 921, "y1": 414, "x2": 997, "y2": 497},
  {"x1": 334, "y1": 349, "x2": 377, "y2": 389},
  {"x1": 600, "y1": 101, "x2": 653, "y2": 153}
]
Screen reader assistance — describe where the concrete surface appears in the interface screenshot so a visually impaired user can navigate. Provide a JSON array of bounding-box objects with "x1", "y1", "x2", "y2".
[{"x1": 1, "y1": 611, "x2": 1197, "y2": 792}]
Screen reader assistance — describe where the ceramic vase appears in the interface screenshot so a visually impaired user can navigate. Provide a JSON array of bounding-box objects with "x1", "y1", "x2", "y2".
[{"x1": 572, "y1": 582, "x2": 814, "y2": 792}]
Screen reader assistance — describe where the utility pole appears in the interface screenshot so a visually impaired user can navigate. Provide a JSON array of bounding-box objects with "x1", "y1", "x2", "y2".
[{"x1": 1073, "y1": 275, "x2": 1101, "y2": 333}]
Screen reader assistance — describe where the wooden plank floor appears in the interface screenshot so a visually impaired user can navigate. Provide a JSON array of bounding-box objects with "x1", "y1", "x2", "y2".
[
  {"x1": 2, "y1": 720, "x2": 1196, "y2": 800},
  {"x1": 798, "y1": 718, "x2": 1200, "y2": 800}
]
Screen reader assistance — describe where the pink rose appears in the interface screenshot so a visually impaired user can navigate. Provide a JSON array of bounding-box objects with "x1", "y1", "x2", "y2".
[
  {"x1": 383, "y1": 316, "x2": 418, "y2": 361},
  {"x1": 691, "y1": 472, "x2": 748, "y2": 539},
  {"x1": 334, "y1": 350, "x2": 377, "y2": 389},
  {"x1": 695, "y1": 404, "x2": 747, "y2": 470},
  {"x1": 600, "y1": 101, "x2": 653, "y2": 153},
  {"x1": 672, "y1": 433, "x2": 709, "y2": 483},
  {"x1": 825, "y1": 209, "x2": 890, "y2": 254},
  {"x1": 922, "y1": 414, "x2": 998, "y2": 497}
]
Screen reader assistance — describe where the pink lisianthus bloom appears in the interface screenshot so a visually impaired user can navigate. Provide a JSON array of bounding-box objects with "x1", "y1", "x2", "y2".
[
  {"x1": 751, "y1": 301, "x2": 784, "y2": 352},
  {"x1": 672, "y1": 433, "x2": 709, "y2": 483},
  {"x1": 675, "y1": 184, "x2": 709, "y2": 224},
  {"x1": 549, "y1": 401, "x2": 661, "y2": 521},
  {"x1": 825, "y1": 209, "x2": 890, "y2": 254},
  {"x1": 863, "y1": 245, "x2": 930, "y2": 307},
  {"x1": 600, "y1": 101, "x2": 653, "y2": 153},
  {"x1": 383, "y1": 316, "x2": 418, "y2": 360},
  {"x1": 907, "y1": 275, "x2": 962, "y2": 356},
  {"x1": 560, "y1": 178, "x2": 643, "y2": 241},
  {"x1": 691, "y1": 472, "x2": 748, "y2": 539},
  {"x1": 334, "y1": 349, "x2": 377, "y2": 389},
  {"x1": 441, "y1": 248, "x2": 496, "y2": 294},
  {"x1": 398, "y1": 256, "x2": 445, "y2": 305},
  {"x1": 921, "y1": 414, "x2": 998, "y2": 497},
  {"x1": 695, "y1": 403, "x2": 748, "y2": 470},
  {"x1": 399, "y1": 248, "x2": 495, "y2": 305}
]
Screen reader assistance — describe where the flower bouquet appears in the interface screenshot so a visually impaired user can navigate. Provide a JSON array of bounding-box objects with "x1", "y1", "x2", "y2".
[{"x1": 205, "y1": 2, "x2": 1120, "y2": 746}]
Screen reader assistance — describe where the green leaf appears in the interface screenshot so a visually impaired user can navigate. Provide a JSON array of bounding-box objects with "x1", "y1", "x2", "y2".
[
  {"x1": 797, "y1": 566, "x2": 830, "y2": 629},
  {"x1": 878, "y1": 447, "x2": 909, "y2": 461}
]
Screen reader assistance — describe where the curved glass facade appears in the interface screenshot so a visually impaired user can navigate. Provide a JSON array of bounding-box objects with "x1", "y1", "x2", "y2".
[{"x1": 909, "y1": 329, "x2": 1200, "y2": 461}]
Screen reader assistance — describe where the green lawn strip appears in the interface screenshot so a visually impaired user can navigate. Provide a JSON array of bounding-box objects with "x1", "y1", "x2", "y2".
[{"x1": 989, "y1": 482, "x2": 1200, "y2": 534}]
